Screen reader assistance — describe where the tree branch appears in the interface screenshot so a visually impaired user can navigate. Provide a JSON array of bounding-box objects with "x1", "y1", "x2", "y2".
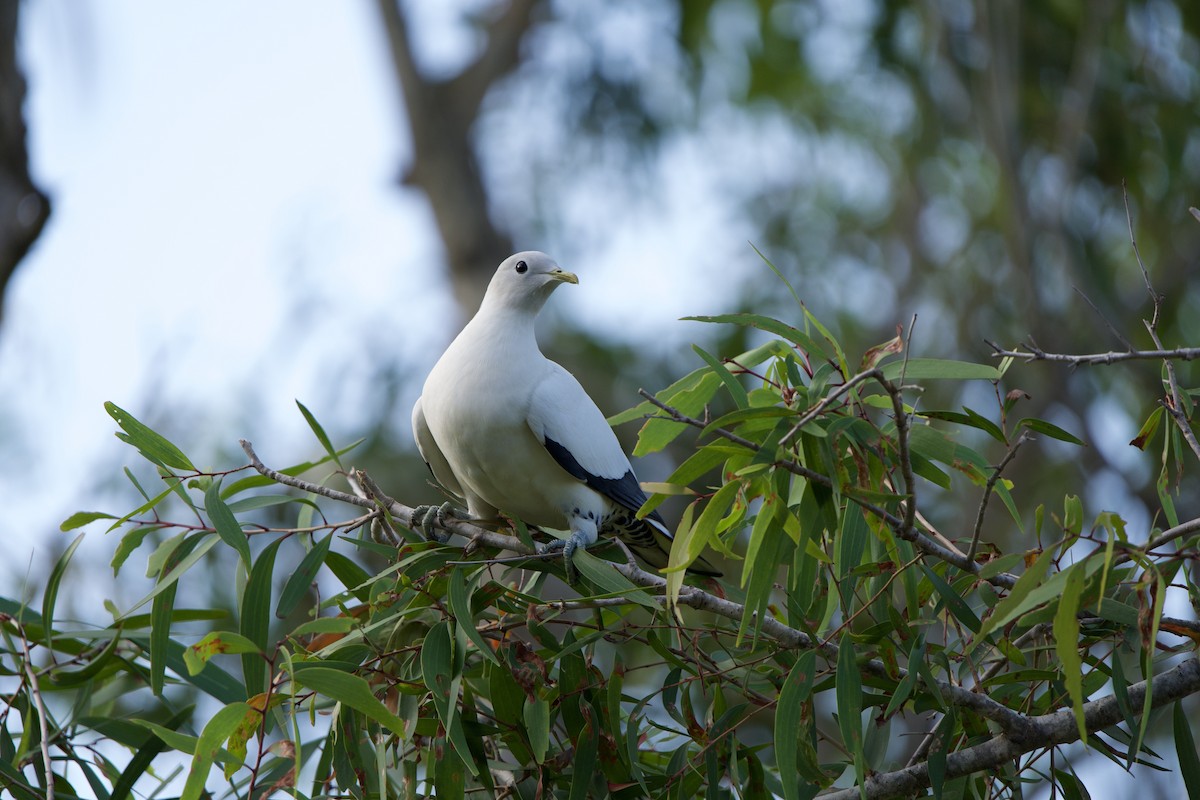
[
  {"x1": 987, "y1": 342, "x2": 1200, "y2": 365},
  {"x1": 636, "y1": 389, "x2": 1015, "y2": 590},
  {"x1": 823, "y1": 657, "x2": 1200, "y2": 800}
]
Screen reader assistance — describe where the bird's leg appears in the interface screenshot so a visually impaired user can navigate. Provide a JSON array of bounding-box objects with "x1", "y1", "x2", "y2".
[
  {"x1": 410, "y1": 501, "x2": 467, "y2": 543},
  {"x1": 540, "y1": 519, "x2": 598, "y2": 584}
]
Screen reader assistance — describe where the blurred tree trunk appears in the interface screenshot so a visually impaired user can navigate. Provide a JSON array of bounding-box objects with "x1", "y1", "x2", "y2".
[
  {"x1": 375, "y1": 0, "x2": 542, "y2": 315},
  {"x1": 0, "y1": 0, "x2": 50, "y2": 316}
]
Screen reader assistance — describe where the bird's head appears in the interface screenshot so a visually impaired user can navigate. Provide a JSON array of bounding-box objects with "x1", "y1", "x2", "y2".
[{"x1": 481, "y1": 251, "x2": 578, "y2": 314}]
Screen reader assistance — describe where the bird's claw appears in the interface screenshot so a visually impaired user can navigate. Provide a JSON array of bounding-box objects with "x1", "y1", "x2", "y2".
[
  {"x1": 411, "y1": 501, "x2": 462, "y2": 543},
  {"x1": 540, "y1": 533, "x2": 585, "y2": 584}
]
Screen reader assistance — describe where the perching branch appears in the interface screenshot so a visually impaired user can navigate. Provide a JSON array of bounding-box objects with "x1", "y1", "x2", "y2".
[{"x1": 242, "y1": 443, "x2": 1032, "y2": 738}]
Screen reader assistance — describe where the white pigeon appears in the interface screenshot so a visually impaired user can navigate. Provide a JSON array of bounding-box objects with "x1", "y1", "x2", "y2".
[{"x1": 412, "y1": 251, "x2": 720, "y2": 580}]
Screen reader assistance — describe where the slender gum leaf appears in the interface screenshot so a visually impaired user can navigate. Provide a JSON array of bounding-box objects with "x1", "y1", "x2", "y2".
[
  {"x1": 880, "y1": 359, "x2": 1000, "y2": 381},
  {"x1": 1053, "y1": 563, "x2": 1088, "y2": 741},
  {"x1": 1173, "y1": 701, "x2": 1200, "y2": 799},
  {"x1": 276, "y1": 532, "x2": 333, "y2": 618},
  {"x1": 296, "y1": 400, "x2": 343, "y2": 469},
  {"x1": 41, "y1": 533, "x2": 85, "y2": 647},
  {"x1": 205, "y1": 482, "x2": 251, "y2": 567},
  {"x1": 105, "y1": 401, "x2": 196, "y2": 471},
  {"x1": 973, "y1": 547, "x2": 1057, "y2": 644},
  {"x1": 692, "y1": 343, "x2": 750, "y2": 408},
  {"x1": 776, "y1": 651, "x2": 816, "y2": 800},
  {"x1": 568, "y1": 705, "x2": 600, "y2": 800},
  {"x1": 241, "y1": 537, "x2": 282, "y2": 695},
  {"x1": 449, "y1": 569, "x2": 499, "y2": 665},
  {"x1": 836, "y1": 633, "x2": 865, "y2": 788},
  {"x1": 180, "y1": 703, "x2": 254, "y2": 800},
  {"x1": 291, "y1": 667, "x2": 407, "y2": 733}
]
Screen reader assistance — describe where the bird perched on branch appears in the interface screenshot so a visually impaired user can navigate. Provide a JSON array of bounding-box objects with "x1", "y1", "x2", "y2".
[{"x1": 411, "y1": 251, "x2": 721, "y2": 581}]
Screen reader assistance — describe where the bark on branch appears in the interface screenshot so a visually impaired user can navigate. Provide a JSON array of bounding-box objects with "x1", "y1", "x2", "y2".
[{"x1": 375, "y1": 0, "x2": 542, "y2": 313}]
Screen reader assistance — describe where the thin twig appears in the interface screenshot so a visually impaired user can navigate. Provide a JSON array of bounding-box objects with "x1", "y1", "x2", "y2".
[
  {"x1": 1073, "y1": 285, "x2": 1134, "y2": 350},
  {"x1": 779, "y1": 367, "x2": 885, "y2": 447},
  {"x1": 1122, "y1": 186, "x2": 1200, "y2": 463},
  {"x1": 987, "y1": 343, "x2": 1200, "y2": 365},
  {"x1": 637, "y1": 391, "x2": 1012, "y2": 588},
  {"x1": 19, "y1": 632, "x2": 54, "y2": 800},
  {"x1": 966, "y1": 431, "x2": 1031, "y2": 564}
]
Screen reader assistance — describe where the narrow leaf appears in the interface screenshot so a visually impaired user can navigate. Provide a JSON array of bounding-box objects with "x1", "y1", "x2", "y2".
[
  {"x1": 205, "y1": 482, "x2": 251, "y2": 567},
  {"x1": 775, "y1": 652, "x2": 816, "y2": 800},
  {"x1": 296, "y1": 400, "x2": 342, "y2": 469},
  {"x1": 1053, "y1": 563, "x2": 1088, "y2": 742},
  {"x1": 276, "y1": 532, "x2": 333, "y2": 618},
  {"x1": 1173, "y1": 701, "x2": 1200, "y2": 799},
  {"x1": 105, "y1": 401, "x2": 196, "y2": 471},
  {"x1": 291, "y1": 667, "x2": 407, "y2": 733}
]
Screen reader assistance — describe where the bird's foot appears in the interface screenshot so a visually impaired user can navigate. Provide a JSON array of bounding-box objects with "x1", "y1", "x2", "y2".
[
  {"x1": 540, "y1": 532, "x2": 588, "y2": 584},
  {"x1": 410, "y1": 501, "x2": 464, "y2": 543}
]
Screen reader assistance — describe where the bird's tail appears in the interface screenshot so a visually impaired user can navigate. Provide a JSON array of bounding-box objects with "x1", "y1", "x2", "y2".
[{"x1": 634, "y1": 516, "x2": 723, "y2": 578}]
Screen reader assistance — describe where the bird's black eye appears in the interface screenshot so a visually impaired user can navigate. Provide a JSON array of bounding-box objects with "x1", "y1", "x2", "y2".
[{"x1": 515, "y1": 260, "x2": 528, "y2": 274}]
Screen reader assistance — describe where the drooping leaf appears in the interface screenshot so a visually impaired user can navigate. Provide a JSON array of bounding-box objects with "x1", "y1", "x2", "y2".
[
  {"x1": 1053, "y1": 563, "x2": 1088, "y2": 742},
  {"x1": 205, "y1": 481, "x2": 251, "y2": 567},
  {"x1": 276, "y1": 532, "x2": 333, "y2": 618},
  {"x1": 775, "y1": 651, "x2": 816, "y2": 800}
]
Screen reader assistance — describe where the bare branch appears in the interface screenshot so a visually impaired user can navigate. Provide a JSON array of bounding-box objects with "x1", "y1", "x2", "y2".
[{"x1": 987, "y1": 342, "x2": 1200, "y2": 365}]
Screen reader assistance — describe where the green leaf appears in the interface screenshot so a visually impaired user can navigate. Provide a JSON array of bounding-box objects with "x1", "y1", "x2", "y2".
[
  {"x1": 632, "y1": 371, "x2": 723, "y2": 456},
  {"x1": 59, "y1": 511, "x2": 117, "y2": 531},
  {"x1": 836, "y1": 633, "x2": 865, "y2": 788},
  {"x1": 41, "y1": 532, "x2": 85, "y2": 647},
  {"x1": 692, "y1": 343, "x2": 749, "y2": 409},
  {"x1": 1173, "y1": 701, "x2": 1200, "y2": 799},
  {"x1": 420, "y1": 621, "x2": 477, "y2": 775},
  {"x1": 524, "y1": 696, "x2": 550, "y2": 764},
  {"x1": 973, "y1": 548, "x2": 1057, "y2": 644},
  {"x1": 105, "y1": 401, "x2": 196, "y2": 471},
  {"x1": 183, "y1": 631, "x2": 262, "y2": 676},
  {"x1": 324, "y1": 551, "x2": 372, "y2": 601},
  {"x1": 682, "y1": 312, "x2": 822, "y2": 354},
  {"x1": 205, "y1": 482, "x2": 251, "y2": 568},
  {"x1": 1053, "y1": 563, "x2": 1088, "y2": 742},
  {"x1": 181, "y1": 702, "x2": 254, "y2": 800},
  {"x1": 1019, "y1": 417, "x2": 1085, "y2": 446},
  {"x1": 106, "y1": 706, "x2": 193, "y2": 800},
  {"x1": 775, "y1": 651, "x2": 816, "y2": 800},
  {"x1": 291, "y1": 667, "x2": 408, "y2": 734},
  {"x1": 241, "y1": 537, "x2": 281, "y2": 695},
  {"x1": 449, "y1": 569, "x2": 499, "y2": 665},
  {"x1": 880, "y1": 359, "x2": 1000, "y2": 381},
  {"x1": 922, "y1": 565, "x2": 981, "y2": 634},
  {"x1": 568, "y1": 705, "x2": 600, "y2": 800},
  {"x1": 276, "y1": 532, "x2": 333, "y2": 618},
  {"x1": 296, "y1": 399, "x2": 343, "y2": 470}
]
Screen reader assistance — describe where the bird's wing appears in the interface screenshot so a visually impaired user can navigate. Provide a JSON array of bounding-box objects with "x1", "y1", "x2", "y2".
[
  {"x1": 526, "y1": 364, "x2": 660, "y2": 519},
  {"x1": 411, "y1": 396, "x2": 465, "y2": 498}
]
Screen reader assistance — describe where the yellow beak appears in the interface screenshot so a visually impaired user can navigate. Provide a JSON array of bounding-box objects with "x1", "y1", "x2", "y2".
[{"x1": 550, "y1": 268, "x2": 578, "y2": 285}]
